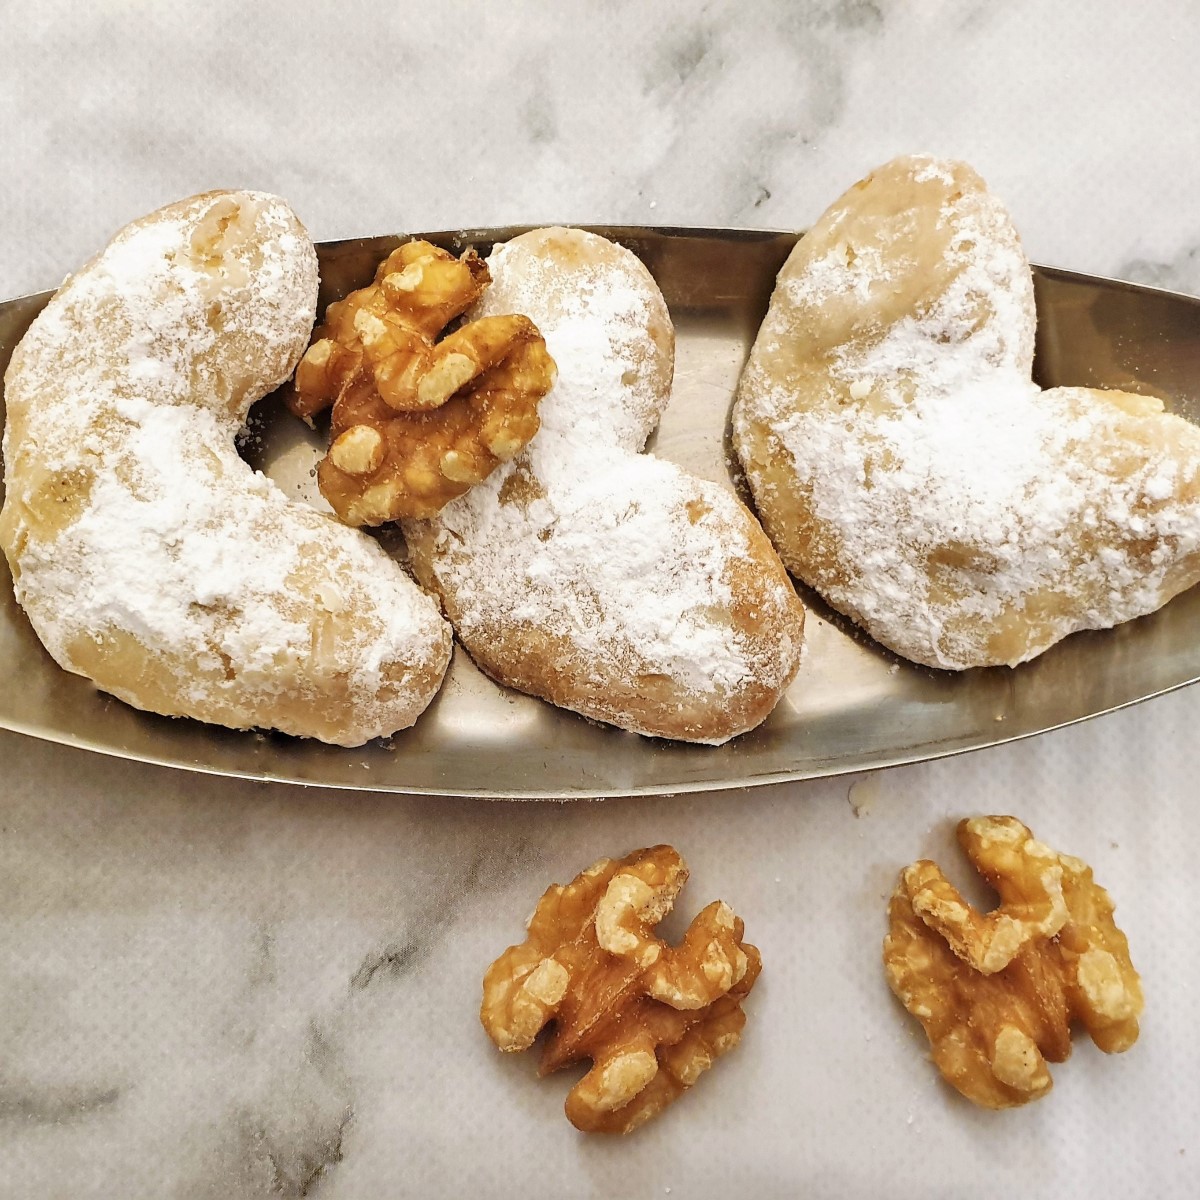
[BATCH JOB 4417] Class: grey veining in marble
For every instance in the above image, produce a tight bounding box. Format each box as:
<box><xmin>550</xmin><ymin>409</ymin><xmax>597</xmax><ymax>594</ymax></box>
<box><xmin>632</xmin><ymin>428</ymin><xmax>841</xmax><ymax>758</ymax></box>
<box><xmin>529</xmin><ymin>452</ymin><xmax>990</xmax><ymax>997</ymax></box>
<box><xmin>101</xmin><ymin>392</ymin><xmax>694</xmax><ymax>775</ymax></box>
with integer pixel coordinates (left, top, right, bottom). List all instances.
<box><xmin>3</xmin><ymin>690</ymin><xmax>1199</xmax><ymax>1197</ymax></box>
<box><xmin>2</xmin><ymin>1</ymin><xmax>1200</xmax><ymax>1196</ymax></box>
<box><xmin>4</xmin><ymin>1</ymin><xmax>1200</xmax><ymax>299</ymax></box>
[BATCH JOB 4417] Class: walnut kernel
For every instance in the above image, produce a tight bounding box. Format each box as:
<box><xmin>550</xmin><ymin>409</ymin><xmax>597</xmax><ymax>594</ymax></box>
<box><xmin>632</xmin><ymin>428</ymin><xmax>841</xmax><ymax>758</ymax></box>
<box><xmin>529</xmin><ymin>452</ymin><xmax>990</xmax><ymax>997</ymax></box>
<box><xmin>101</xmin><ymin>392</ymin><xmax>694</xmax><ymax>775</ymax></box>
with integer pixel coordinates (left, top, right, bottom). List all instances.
<box><xmin>290</xmin><ymin>240</ymin><xmax>556</xmax><ymax>524</ymax></box>
<box><xmin>883</xmin><ymin>815</ymin><xmax>1143</xmax><ymax>1109</ymax></box>
<box><xmin>481</xmin><ymin>846</ymin><xmax>760</xmax><ymax>1133</ymax></box>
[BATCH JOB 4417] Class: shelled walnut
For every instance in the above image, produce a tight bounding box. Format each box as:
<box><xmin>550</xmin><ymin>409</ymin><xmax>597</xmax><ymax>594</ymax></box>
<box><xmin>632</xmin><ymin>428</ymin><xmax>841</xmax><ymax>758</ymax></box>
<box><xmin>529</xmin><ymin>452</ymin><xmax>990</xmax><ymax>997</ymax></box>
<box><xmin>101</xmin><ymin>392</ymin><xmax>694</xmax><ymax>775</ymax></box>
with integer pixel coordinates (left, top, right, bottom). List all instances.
<box><xmin>884</xmin><ymin>816</ymin><xmax>1143</xmax><ymax>1109</ymax></box>
<box><xmin>481</xmin><ymin>846</ymin><xmax>761</xmax><ymax>1133</ymax></box>
<box><xmin>289</xmin><ymin>240</ymin><xmax>556</xmax><ymax>524</ymax></box>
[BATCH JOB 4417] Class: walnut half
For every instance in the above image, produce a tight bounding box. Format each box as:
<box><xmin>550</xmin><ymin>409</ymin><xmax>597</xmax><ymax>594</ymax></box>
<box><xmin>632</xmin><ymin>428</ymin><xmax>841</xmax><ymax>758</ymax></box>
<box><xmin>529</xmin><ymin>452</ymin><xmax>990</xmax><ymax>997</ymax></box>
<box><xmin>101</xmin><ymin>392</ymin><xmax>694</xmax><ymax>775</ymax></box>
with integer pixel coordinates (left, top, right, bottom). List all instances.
<box><xmin>481</xmin><ymin>846</ymin><xmax>761</xmax><ymax>1134</ymax></box>
<box><xmin>883</xmin><ymin>816</ymin><xmax>1143</xmax><ymax>1109</ymax></box>
<box><xmin>289</xmin><ymin>240</ymin><xmax>556</xmax><ymax>524</ymax></box>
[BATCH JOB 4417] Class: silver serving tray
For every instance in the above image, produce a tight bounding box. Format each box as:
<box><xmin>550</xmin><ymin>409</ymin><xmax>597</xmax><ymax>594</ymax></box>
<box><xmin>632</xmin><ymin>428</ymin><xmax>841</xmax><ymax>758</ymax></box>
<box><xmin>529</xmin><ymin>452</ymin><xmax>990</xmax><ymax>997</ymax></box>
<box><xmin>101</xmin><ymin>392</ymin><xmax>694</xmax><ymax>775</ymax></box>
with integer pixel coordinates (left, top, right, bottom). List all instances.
<box><xmin>2</xmin><ymin>226</ymin><xmax>1199</xmax><ymax>797</ymax></box>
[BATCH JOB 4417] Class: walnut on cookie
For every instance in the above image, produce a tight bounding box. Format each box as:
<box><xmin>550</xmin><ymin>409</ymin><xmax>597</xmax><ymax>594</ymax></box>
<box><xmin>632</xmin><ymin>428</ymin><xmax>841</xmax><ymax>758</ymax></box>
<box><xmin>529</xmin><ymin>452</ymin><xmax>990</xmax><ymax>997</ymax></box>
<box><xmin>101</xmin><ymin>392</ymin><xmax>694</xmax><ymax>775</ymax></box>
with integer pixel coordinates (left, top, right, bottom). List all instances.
<box><xmin>290</xmin><ymin>240</ymin><xmax>556</xmax><ymax>523</ymax></box>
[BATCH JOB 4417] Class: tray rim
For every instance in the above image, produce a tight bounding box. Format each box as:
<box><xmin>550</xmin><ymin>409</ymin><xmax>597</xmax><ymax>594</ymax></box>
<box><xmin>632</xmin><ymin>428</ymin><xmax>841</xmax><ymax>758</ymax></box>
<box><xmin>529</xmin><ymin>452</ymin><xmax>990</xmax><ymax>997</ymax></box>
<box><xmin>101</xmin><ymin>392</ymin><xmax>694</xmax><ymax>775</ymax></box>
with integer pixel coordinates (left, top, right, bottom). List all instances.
<box><xmin>0</xmin><ymin>670</ymin><xmax>1194</xmax><ymax>800</ymax></box>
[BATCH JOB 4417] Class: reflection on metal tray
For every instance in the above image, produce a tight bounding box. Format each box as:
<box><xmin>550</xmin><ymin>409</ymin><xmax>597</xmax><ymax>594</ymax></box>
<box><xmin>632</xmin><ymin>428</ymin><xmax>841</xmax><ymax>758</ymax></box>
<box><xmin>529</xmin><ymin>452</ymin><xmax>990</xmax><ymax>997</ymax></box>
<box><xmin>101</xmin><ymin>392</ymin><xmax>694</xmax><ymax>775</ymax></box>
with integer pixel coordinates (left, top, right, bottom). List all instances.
<box><xmin>1</xmin><ymin>226</ymin><xmax>1198</xmax><ymax>797</ymax></box>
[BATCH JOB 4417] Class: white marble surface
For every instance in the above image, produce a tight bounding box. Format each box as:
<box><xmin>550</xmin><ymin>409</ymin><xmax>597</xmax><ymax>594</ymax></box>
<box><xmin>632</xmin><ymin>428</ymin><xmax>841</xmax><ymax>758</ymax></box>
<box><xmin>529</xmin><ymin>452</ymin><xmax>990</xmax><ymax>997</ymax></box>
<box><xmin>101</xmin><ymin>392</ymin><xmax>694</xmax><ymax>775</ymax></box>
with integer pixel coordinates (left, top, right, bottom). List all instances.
<box><xmin>2</xmin><ymin>1</ymin><xmax>1200</xmax><ymax>1196</ymax></box>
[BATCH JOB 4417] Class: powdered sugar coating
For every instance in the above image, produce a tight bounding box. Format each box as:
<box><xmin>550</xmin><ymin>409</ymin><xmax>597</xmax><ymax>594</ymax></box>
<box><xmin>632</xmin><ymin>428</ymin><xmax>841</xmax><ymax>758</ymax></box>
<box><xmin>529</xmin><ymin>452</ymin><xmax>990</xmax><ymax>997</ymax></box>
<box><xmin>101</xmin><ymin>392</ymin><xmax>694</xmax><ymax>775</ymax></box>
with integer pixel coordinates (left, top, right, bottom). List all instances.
<box><xmin>475</xmin><ymin>233</ymin><xmax>669</xmax><ymax>455</ymax></box>
<box><xmin>405</xmin><ymin>228</ymin><xmax>804</xmax><ymax>742</ymax></box>
<box><xmin>734</xmin><ymin>155</ymin><xmax>1200</xmax><ymax>669</ymax></box>
<box><xmin>1</xmin><ymin>191</ymin><xmax>451</xmax><ymax>744</ymax></box>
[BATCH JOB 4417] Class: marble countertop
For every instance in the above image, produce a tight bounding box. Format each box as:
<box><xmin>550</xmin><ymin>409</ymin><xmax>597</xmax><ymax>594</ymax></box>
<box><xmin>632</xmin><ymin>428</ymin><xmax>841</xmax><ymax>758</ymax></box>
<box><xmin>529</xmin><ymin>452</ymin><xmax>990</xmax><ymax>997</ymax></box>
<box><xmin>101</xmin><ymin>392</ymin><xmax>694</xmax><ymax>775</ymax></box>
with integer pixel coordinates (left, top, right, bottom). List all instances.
<box><xmin>3</xmin><ymin>2</ymin><xmax>1199</xmax><ymax>1196</ymax></box>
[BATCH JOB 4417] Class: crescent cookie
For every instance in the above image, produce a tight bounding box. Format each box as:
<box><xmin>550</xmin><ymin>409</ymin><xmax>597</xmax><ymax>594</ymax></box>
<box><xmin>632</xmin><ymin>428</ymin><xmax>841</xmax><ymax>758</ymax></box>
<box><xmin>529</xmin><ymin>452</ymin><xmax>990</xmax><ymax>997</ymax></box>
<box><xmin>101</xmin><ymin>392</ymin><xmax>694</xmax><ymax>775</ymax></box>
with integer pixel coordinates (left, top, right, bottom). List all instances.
<box><xmin>733</xmin><ymin>155</ymin><xmax>1200</xmax><ymax>669</ymax></box>
<box><xmin>404</xmin><ymin>228</ymin><xmax>805</xmax><ymax>744</ymax></box>
<box><xmin>0</xmin><ymin>191</ymin><xmax>452</xmax><ymax>746</ymax></box>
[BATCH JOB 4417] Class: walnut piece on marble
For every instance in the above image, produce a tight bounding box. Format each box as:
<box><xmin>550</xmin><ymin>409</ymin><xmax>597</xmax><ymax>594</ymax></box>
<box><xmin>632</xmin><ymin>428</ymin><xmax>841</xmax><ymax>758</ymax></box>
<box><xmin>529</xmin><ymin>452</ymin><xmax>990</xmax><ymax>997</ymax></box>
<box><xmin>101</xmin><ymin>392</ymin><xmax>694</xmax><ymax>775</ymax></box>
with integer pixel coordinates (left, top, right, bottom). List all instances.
<box><xmin>883</xmin><ymin>815</ymin><xmax>1143</xmax><ymax>1109</ymax></box>
<box><xmin>481</xmin><ymin>845</ymin><xmax>760</xmax><ymax>1133</ymax></box>
<box><xmin>289</xmin><ymin>240</ymin><xmax>556</xmax><ymax>524</ymax></box>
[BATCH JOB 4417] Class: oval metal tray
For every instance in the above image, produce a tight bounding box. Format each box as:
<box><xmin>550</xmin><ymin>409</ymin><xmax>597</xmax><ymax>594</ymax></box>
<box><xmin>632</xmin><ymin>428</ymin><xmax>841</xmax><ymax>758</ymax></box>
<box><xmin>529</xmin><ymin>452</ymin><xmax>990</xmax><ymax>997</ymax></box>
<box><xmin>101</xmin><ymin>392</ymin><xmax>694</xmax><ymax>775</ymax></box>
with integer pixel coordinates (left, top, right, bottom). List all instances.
<box><xmin>2</xmin><ymin>226</ymin><xmax>1198</xmax><ymax>797</ymax></box>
